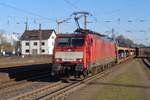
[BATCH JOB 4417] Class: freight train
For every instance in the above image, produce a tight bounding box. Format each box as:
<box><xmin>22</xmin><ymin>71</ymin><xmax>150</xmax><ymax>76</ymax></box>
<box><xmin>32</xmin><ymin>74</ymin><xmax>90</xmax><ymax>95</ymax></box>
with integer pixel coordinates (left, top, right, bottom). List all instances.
<box><xmin>51</xmin><ymin>29</ymin><xmax>135</xmax><ymax>79</ymax></box>
<box><xmin>136</xmin><ymin>47</ymin><xmax>150</xmax><ymax>58</ymax></box>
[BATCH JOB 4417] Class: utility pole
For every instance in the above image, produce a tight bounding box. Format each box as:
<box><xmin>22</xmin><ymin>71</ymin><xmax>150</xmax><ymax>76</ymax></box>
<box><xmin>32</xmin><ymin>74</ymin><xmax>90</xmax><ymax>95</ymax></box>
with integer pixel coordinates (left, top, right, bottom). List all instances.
<box><xmin>112</xmin><ymin>28</ymin><xmax>115</xmax><ymax>40</ymax></box>
<box><xmin>56</xmin><ymin>19</ymin><xmax>61</xmax><ymax>34</ymax></box>
<box><xmin>84</xmin><ymin>14</ymin><xmax>87</xmax><ymax>29</ymax></box>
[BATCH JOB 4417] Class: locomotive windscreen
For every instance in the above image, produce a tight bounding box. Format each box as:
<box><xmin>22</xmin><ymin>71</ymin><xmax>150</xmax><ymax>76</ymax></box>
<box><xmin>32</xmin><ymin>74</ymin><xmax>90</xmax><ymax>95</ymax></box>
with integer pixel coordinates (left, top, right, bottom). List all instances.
<box><xmin>57</xmin><ymin>37</ymin><xmax>84</xmax><ymax>46</ymax></box>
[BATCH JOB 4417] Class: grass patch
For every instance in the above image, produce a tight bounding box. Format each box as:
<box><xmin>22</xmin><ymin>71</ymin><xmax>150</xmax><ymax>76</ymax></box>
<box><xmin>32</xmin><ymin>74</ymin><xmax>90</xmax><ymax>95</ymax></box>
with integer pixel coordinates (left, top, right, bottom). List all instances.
<box><xmin>89</xmin><ymin>64</ymin><xmax>150</xmax><ymax>100</ymax></box>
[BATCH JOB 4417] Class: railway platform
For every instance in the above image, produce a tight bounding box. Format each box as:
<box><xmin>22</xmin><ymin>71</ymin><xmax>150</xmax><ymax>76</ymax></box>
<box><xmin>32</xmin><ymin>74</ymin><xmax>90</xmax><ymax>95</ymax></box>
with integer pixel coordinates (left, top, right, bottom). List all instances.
<box><xmin>0</xmin><ymin>55</ymin><xmax>52</xmax><ymax>68</ymax></box>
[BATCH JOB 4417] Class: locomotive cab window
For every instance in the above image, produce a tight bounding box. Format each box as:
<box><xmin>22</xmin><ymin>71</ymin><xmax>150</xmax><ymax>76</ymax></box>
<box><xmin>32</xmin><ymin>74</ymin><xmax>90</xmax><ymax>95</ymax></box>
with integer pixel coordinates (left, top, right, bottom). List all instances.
<box><xmin>57</xmin><ymin>38</ymin><xmax>70</xmax><ymax>46</ymax></box>
<box><xmin>71</xmin><ymin>38</ymin><xmax>84</xmax><ymax>46</ymax></box>
<box><xmin>57</xmin><ymin>37</ymin><xmax>84</xmax><ymax>46</ymax></box>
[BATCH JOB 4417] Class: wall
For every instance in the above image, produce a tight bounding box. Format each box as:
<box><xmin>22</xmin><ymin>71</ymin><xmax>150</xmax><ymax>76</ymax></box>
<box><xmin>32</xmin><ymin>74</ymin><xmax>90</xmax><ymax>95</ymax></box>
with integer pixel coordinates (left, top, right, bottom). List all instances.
<box><xmin>21</xmin><ymin>40</ymin><xmax>48</xmax><ymax>55</ymax></box>
<box><xmin>47</xmin><ymin>32</ymin><xmax>56</xmax><ymax>55</ymax></box>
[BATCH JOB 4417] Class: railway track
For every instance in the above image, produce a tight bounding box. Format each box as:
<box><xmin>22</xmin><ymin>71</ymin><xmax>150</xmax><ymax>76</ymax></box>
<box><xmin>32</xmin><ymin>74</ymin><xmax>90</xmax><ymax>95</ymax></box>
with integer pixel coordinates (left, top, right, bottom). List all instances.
<box><xmin>39</xmin><ymin>68</ymin><xmax>114</xmax><ymax>100</ymax></box>
<box><xmin>0</xmin><ymin>70</ymin><xmax>52</xmax><ymax>99</ymax></box>
<box><xmin>143</xmin><ymin>58</ymin><xmax>150</xmax><ymax>68</ymax></box>
<box><xmin>9</xmin><ymin>61</ymin><xmax>125</xmax><ymax>100</ymax></box>
<box><xmin>0</xmin><ymin>70</ymin><xmax>51</xmax><ymax>90</ymax></box>
<box><xmin>9</xmin><ymin>81</ymin><xmax>65</xmax><ymax>100</ymax></box>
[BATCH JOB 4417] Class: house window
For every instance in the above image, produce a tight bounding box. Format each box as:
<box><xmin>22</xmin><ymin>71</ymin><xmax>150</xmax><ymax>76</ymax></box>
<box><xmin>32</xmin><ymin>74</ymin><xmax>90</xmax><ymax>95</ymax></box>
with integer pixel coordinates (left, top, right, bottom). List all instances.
<box><xmin>41</xmin><ymin>42</ymin><xmax>45</xmax><ymax>46</ymax></box>
<box><xmin>34</xmin><ymin>42</ymin><xmax>38</xmax><ymax>46</ymax></box>
<box><xmin>42</xmin><ymin>49</ymin><xmax>45</xmax><ymax>53</ymax></box>
<box><xmin>25</xmin><ymin>42</ymin><xmax>29</xmax><ymax>46</ymax></box>
<box><xmin>26</xmin><ymin>49</ymin><xmax>29</xmax><ymax>53</ymax></box>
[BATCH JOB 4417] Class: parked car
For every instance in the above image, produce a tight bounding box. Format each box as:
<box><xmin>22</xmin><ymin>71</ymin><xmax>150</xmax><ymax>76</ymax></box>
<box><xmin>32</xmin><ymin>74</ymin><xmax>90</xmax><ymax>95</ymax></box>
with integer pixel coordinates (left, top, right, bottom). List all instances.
<box><xmin>2</xmin><ymin>52</ymin><xmax>14</xmax><ymax>57</ymax></box>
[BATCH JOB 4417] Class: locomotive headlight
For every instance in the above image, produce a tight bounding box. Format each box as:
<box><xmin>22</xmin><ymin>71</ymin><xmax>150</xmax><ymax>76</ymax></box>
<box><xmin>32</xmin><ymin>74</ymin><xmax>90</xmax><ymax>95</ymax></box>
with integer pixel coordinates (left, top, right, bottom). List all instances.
<box><xmin>76</xmin><ymin>58</ymin><xmax>82</xmax><ymax>62</ymax></box>
<box><xmin>56</xmin><ymin>58</ymin><xmax>61</xmax><ymax>62</ymax></box>
<box><xmin>56</xmin><ymin>59</ymin><xmax>59</xmax><ymax>62</ymax></box>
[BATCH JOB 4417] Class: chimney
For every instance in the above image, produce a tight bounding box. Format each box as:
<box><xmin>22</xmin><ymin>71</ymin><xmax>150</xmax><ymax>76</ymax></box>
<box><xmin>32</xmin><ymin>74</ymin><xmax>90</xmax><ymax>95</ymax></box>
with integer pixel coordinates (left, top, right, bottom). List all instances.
<box><xmin>25</xmin><ymin>17</ymin><xmax>28</xmax><ymax>31</ymax></box>
<box><xmin>39</xmin><ymin>24</ymin><xmax>41</xmax><ymax>30</ymax></box>
<box><xmin>25</xmin><ymin>22</ymin><xmax>28</xmax><ymax>31</ymax></box>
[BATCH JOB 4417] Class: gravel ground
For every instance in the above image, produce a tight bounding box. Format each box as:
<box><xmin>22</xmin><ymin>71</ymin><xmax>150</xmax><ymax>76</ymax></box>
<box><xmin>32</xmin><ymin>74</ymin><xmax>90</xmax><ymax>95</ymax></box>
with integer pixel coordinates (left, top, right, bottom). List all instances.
<box><xmin>0</xmin><ymin>81</ymin><xmax>50</xmax><ymax>100</ymax></box>
<box><xmin>66</xmin><ymin>59</ymin><xmax>150</xmax><ymax>100</ymax></box>
<box><xmin>0</xmin><ymin>73</ymin><xmax>10</xmax><ymax>82</ymax></box>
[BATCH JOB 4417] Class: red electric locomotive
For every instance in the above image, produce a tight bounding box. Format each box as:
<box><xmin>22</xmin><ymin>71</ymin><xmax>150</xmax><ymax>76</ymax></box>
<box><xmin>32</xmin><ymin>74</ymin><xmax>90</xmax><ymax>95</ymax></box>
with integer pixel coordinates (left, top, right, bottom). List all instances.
<box><xmin>51</xmin><ymin>29</ymin><xmax>117</xmax><ymax>78</ymax></box>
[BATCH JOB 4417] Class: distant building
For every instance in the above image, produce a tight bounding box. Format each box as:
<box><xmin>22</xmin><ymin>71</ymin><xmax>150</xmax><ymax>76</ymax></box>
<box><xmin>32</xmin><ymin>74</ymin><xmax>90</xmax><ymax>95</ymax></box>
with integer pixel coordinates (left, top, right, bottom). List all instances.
<box><xmin>20</xmin><ymin>29</ymin><xmax>56</xmax><ymax>55</ymax></box>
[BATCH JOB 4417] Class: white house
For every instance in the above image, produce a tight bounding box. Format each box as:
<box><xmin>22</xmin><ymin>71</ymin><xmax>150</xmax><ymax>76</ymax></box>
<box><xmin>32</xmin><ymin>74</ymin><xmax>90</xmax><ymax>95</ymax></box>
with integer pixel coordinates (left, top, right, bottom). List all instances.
<box><xmin>20</xmin><ymin>29</ymin><xmax>56</xmax><ymax>55</ymax></box>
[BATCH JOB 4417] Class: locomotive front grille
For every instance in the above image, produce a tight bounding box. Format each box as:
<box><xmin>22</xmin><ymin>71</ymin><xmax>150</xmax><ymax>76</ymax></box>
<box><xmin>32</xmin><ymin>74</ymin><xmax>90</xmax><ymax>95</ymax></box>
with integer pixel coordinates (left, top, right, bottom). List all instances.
<box><xmin>55</xmin><ymin>52</ymin><xmax>83</xmax><ymax>61</ymax></box>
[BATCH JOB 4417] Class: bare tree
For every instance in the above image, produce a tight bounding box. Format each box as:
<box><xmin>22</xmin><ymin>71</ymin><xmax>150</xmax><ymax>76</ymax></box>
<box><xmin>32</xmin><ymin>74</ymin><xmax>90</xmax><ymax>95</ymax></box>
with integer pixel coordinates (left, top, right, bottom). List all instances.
<box><xmin>0</xmin><ymin>30</ymin><xmax>12</xmax><ymax>52</ymax></box>
<box><xmin>116</xmin><ymin>35</ymin><xmax>135</xmax><ymax>47</ymax></box>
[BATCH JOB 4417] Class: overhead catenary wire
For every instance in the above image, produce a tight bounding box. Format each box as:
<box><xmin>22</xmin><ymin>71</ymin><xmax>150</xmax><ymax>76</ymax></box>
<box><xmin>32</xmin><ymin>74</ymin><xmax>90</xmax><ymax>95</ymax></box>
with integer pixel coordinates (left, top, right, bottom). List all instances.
<box><xmin>0</xmin><ymin>2</ymin><xmax>149</xmax><ymax>39</ymax></box>
<box><xmin>0</xmin><ymin>2</ymin><xmax>55</xmax><ymax>22</ymax></box>
<box><xmin>62</xmin><ymin>0</ymin><xmax>110</xmax><ymax>31</ymax></box>
<box><xmin>63</xmin><ymin>0</ymin><xmax>81</xmax><ymax>11</ymax></box>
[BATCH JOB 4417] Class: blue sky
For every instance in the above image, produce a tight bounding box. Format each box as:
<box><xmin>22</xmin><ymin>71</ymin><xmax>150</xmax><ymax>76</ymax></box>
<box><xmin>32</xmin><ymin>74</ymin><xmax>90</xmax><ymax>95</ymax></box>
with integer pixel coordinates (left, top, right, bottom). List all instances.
<box><xmin>0</xmin><ymin>0</ymin><xmax>150</xmax><ymax>45</ymax></box>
